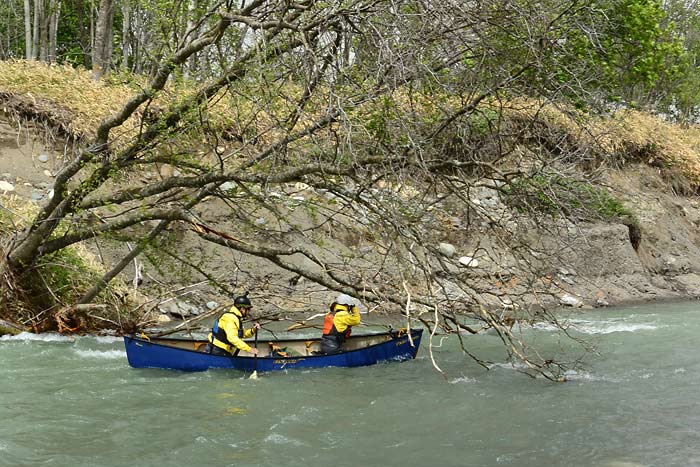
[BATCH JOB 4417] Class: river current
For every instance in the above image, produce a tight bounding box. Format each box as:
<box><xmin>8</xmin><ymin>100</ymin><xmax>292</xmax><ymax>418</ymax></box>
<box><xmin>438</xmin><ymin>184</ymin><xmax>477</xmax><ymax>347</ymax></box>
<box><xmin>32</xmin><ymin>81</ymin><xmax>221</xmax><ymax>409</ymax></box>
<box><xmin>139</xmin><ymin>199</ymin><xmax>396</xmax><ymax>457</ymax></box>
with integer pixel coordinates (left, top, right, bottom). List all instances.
<box><xmin>2</xmin><ymin>301</ymin><xmax>700</xmax><ymax>467</ymax></box>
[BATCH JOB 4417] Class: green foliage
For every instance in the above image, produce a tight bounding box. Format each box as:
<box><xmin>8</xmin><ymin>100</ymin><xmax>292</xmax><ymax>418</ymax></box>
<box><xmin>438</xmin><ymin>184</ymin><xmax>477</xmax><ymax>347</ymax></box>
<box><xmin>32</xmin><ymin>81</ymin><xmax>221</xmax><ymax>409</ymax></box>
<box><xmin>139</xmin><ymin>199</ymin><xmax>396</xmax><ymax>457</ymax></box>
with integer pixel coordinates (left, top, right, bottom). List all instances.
<box><xmin>0</xmin><ymin>207</ymin><xmax>14</xmax><ymax>235</ymax></box>
<box><xmin>34</xmin><ymin>247</ymin><xmax>104</xmax><ymax>305</ymax></box>
<box><xmin>659</xmin><ymin>0</ymin><xmax>700</xmax><ymax>122</ymax></box>
<box><xmin>560</xmin><ymin>0</ymin><xmax>685</xmax><ymax>108</ymax></box>
<box><xmin>365</xmin><ymin>96</ymin><xmax>400</xmax><ymax>144</ymax></box>
<box><xmin>0</xmin><ymin>0</ymin><xmax>24</xmax><ymax>59</ymax></box>
<box><xmin>467</xmin><ymin>108</ymin><xmax>500</xmax><ymax>139</ymax></box>
<box><xmin>504</xmin><ymin>174</ymin><xmax>634</xmax><ymax>222</ymax></box>
<box><xmin>605</xmin><ymin>0</ymin><xmax>683</xmax><ymax>90</ymax></box>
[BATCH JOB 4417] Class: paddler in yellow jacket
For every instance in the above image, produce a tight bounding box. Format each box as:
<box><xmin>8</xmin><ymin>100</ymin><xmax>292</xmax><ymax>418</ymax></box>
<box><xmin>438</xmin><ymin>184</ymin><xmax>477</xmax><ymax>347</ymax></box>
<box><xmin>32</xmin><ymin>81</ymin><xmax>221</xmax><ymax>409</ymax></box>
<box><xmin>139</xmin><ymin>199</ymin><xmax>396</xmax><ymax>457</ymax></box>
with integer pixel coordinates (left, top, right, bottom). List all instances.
<box><xmin>319</xmin><ymin>293</ymin><xmax>361</xmax><ymax>354</ymax></box>
<box><xmin>207</xmin><ymin>293</ymin><xmax>260</xmax><ymax>356</ymax></box>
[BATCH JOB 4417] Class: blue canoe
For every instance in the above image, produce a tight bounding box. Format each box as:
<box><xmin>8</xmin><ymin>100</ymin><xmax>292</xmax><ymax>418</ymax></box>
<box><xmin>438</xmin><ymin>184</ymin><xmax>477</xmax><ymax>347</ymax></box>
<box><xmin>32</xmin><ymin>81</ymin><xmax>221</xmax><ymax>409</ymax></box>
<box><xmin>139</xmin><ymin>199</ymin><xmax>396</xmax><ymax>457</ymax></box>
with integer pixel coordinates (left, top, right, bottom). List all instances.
<box><xmin>123</xmin><ymin>328</ymin><xmax>423</xmax><ymax>372</ymax></box>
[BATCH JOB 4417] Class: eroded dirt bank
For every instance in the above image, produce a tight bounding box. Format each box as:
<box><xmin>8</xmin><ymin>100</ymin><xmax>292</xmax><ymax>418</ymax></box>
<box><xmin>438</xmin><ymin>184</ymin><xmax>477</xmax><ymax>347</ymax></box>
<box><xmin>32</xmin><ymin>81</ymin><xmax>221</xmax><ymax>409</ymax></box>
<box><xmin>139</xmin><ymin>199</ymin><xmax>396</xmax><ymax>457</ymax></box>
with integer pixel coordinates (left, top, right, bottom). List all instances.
<box><xmin>2</xmin><ymin>116</ymin><xmax>700</xmax><ymax>333</ymax></box>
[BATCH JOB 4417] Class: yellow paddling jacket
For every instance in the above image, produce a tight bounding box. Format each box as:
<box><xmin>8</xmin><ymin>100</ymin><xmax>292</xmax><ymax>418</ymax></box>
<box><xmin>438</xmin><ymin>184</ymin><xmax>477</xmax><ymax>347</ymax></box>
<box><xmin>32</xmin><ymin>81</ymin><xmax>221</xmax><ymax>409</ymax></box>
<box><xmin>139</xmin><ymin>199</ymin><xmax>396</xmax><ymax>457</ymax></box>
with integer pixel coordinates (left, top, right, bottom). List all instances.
<box><xmin>208</xmin><ymin>306</ymin><xmax>255</xmax><ymax>354</ymax></box>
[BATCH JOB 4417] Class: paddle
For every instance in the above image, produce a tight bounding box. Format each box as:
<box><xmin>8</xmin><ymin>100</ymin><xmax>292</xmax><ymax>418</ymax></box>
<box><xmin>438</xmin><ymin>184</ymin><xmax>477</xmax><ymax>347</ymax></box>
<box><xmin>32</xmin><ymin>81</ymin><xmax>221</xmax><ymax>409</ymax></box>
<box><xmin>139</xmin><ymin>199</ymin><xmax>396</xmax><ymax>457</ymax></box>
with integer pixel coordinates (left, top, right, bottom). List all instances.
<box><xmin>249</xmin><ymin>328</ymin><xmax>259</xmax><ymax>380</ymax></box>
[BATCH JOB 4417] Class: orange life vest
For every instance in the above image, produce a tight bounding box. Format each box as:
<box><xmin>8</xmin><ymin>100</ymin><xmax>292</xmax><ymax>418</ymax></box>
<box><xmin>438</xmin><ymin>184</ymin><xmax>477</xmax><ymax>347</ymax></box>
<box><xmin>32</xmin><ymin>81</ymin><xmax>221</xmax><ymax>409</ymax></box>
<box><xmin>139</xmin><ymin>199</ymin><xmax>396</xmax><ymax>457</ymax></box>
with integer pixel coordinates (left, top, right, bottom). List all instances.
<box><xmin>322</xmin><ymin>307</ymin><xmax>352</xmax><ymax>339</ymax></box>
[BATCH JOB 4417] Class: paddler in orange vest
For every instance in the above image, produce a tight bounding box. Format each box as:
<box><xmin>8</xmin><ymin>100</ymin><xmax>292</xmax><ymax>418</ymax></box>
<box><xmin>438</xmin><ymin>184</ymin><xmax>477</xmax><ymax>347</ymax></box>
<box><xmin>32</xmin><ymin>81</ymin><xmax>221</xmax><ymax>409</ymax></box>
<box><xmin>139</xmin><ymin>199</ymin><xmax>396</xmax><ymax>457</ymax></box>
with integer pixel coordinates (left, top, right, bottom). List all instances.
<box><xmin>319</xmin><ymin>293</ymin><xmax>361</xmax><ymax>354</ymax></box>
<box><xmin>207</xmin><ymin>293</ymin><xmax>260</xmax><ymax>356</ymax></box>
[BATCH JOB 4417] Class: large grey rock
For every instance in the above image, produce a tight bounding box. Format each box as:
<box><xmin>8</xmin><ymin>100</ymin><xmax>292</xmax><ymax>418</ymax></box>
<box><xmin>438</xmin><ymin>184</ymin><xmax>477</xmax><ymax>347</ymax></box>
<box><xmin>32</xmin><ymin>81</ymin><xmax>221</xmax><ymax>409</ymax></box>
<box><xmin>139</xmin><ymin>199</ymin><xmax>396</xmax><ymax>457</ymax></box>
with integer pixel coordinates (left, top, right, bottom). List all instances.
<box><xmin>439</xmin><ymin>242</ymin><xmax>456</xmax><ymax>258</ymax></box>
<box><xmin>560</xmin><ymin>294</ymin><xmax>583</xmax><ymax>307</ymax></box>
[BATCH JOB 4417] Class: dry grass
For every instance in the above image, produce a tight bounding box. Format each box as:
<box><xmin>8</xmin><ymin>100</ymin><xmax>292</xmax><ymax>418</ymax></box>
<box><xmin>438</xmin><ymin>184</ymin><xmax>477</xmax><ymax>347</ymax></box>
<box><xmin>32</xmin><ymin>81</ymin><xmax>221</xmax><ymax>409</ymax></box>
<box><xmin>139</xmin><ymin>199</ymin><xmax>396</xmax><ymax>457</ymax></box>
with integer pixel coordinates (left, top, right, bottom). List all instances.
<box><xmin>0</xmin><ymin>60</ymin><xmax>299</xmax><ymax>148</ymax></box>
<box><xmin>0</xmin><ymin>193</ymin><xmax>39</xmax><ymax>235</ymax></box>
<box><xmin>503</xmin><ymin>99</ymin><xmax>700</xmax><ymax>187</ymax></box>
<box><xmin>2</xmin><ymin>60</ymin><xmax>700</xmax><ymax>186</ymax></box>
<box><xmin>0</xmin><ymin>60</ymin><xmax>142</xmax><ymax>139</ymax></box>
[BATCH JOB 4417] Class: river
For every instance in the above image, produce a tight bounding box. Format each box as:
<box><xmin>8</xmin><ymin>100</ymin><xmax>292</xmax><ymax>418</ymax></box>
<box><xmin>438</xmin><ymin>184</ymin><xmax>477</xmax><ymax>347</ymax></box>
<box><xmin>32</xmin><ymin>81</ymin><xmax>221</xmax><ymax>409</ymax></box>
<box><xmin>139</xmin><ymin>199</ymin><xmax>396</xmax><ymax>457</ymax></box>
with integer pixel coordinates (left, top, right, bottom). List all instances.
<box><xmin>2</xmin><ymin>301</ymin><xmax>700</xmax><ymax>467</ymax></box>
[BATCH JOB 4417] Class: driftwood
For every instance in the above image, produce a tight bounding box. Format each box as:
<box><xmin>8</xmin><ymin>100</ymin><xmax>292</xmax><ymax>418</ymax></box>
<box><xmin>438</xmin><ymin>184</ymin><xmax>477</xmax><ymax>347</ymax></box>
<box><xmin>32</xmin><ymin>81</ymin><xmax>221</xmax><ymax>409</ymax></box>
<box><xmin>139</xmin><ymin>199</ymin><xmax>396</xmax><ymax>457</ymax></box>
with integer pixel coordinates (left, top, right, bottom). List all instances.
<box><xmin>0</xmin><ymin>317</ymin><xmax>27</xmax><ymax>335</ymax></box>
<box><xmin>54</xmin><ymin>304</ymin><xmax>108</xmax><ymax>333</ymax></box>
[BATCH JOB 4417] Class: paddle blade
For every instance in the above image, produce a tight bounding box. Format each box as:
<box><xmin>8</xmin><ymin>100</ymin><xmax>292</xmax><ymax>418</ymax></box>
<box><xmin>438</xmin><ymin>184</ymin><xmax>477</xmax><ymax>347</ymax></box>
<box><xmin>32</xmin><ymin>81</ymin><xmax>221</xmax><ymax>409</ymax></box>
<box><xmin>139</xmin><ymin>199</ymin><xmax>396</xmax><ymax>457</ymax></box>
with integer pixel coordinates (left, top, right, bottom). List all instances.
<box><xmin>249</xmin><ymin>370</ymin><xmax>258</xmax><ymax>380</ymax></box>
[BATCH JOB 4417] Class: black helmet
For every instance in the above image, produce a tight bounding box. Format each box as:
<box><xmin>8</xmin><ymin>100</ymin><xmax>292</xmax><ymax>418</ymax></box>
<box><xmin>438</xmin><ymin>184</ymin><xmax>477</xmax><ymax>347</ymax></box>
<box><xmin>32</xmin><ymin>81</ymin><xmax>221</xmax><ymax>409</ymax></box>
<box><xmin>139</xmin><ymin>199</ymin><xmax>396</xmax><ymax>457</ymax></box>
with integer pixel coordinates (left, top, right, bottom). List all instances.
<box><xmin>234</xmin><ymin>293</ymin><xmax>252</xmax><ymax>309</ymax></box>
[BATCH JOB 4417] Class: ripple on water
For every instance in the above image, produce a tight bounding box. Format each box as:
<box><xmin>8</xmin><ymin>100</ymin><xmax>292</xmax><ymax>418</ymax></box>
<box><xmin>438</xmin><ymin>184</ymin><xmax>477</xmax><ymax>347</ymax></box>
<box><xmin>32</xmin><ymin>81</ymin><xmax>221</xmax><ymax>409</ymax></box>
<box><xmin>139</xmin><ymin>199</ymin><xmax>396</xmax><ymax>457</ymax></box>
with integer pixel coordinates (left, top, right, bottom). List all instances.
<box><xmin>264</xmin><ymin>433</ymin><xmax>307</xmax><ymax>447</ymax></box>
<box><xmin>570</xmin><ymin>321</ymin><xmax>660</xmax><ymax>334</ymax></box>
<box><xmin>562</xmin><ymin>369</ymin><xmax>613</xmax><ymax>383</ymax></box>
<box><xmin>73</xmin><ymin>349</ymin><xmax>126</xmax><ymax>359</ymax></box>
<box><xmin>450</xmin><ymin>375</ymin><xmax>477</xmax><ymax>384</ymax></box>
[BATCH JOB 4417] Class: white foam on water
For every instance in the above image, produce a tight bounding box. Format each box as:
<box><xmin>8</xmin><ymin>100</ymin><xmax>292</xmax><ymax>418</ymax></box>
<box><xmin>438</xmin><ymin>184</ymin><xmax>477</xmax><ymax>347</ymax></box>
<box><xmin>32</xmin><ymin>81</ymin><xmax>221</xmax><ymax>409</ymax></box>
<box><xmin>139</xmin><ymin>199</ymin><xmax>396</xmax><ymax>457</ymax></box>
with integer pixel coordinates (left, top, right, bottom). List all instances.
<box><xmin>263</xmin><ymin>433</ymin><xmax>307</xmax><ymax>447</ymax></box>
<box><xmin>94</xmin><ymin>335</ymin><xmax>123</xmax><ymax>344</ymax></box>
<box><xmin>384</xmin><ymin>440</ymin><xmax>407</xmax><ymax>448</ymax></box>
<box><xmin>562</xmin><ymin>369</ymin><xmax>610</xmax><ymax>382</ymax></box>
<box><xmin>450</xmin><ymin>375</ymin><xmax>477</xmax><ymax>384</ymax></box>
<box><xmin>488</xmin><ymin>361</ymin><xmax>530</xmax><ymax>371</ymax></box>
<box><xmin>0</xmin><ymin>332</ymin><xmax>74</xmax><ymax>342</ymax></box>
<box><xmin>486</xmin><ymin>363</ymin><xmax>611</xmax><ymax>382</ymax></box>
<box><xmin>277</xmin><ymin>406</ymin><xmax>318</xmax><ymax>425</ymax></box>
<box><xmin>569</xmin><ymin>321</ymin><xmax>659</xmax><ymax>334</ymax></box>
<box><xmin>530</xmin><ymin>322</ymin><xmax>560</xmax><ymax>331</ymax></box>
<box><xmin>527</xmin><ymin>318</ymin><xmax>661</xmax><ymax>335</ymax></box>
<box><xmin>73</xmin><ymin>349</ymin><xmax>126</xmax><ymax>359</ymax></box>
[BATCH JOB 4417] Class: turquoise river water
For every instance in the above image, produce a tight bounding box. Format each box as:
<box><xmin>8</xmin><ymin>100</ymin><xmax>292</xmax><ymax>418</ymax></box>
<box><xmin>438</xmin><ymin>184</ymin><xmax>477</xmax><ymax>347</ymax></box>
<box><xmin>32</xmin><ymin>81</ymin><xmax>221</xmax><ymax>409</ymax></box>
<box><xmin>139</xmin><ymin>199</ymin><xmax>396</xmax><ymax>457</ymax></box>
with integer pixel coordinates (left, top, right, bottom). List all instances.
<box><xmin>2</xmin><ymin>301</ymin><xmax>700</xmax><ymax>467</ymax></box>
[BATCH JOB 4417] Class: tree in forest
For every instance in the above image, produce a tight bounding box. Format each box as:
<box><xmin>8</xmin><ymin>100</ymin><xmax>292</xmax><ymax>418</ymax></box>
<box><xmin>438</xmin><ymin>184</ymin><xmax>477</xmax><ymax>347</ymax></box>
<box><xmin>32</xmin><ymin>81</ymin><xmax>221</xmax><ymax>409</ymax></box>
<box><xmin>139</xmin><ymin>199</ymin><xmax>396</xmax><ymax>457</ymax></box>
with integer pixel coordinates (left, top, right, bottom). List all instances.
<box><xmin>0</xmin><ymin>0</ymin><xmax>676</xmax><ymax>379</ymax></box>
<box><xmin>2</xmin><ymin>0</ymin><xmax>696</xmax><ymax>116</ymax></box>
<box><xmin>92</xmin><ymin>0</ymin><xmax>114</xmax><ymax>78</ymax></box>
<box><xmin>661</xmin><ymin>0</ymin><xmax>700</xmax><ymax>122</ymax></box>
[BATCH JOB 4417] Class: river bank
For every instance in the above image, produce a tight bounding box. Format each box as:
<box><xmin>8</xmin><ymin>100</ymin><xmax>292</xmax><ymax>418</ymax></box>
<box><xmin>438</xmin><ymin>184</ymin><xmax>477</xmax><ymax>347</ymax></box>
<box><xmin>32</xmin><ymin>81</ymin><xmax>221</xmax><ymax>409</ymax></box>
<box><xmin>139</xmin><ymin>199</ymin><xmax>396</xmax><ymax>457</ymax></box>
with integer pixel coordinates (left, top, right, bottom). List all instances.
<box><xmin>3</xmin><ymin>86</ymin><xmax>700</xmax><ymax>336</ymax></box>
<box><xmin>3</xmin><ymin>109</ymin><xmax>700</xmax><ymax>334</ymax></box>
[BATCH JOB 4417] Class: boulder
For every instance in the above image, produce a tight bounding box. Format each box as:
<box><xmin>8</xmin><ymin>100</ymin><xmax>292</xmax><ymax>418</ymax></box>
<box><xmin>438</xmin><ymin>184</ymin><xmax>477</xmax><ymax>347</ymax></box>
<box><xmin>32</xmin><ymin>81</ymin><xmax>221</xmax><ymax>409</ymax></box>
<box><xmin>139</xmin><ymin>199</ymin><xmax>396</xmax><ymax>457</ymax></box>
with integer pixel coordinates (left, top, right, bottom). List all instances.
<box><xmin>439</xmin><ymin>242</ymin><xmax>456</xmax><ymax>258</ymax></box>
<box><xmin>560</xmin><ymin>294</ymin><xmax>583</xmax><ymax>307</ymax></box>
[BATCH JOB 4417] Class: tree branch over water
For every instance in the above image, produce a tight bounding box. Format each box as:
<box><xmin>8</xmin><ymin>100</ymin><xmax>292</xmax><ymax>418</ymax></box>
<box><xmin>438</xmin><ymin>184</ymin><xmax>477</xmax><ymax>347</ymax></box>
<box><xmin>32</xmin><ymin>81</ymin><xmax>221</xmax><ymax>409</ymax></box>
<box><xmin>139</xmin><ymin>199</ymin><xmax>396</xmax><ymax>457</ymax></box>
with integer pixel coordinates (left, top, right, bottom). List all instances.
<box><xmin>0</xmin><ymin>0</ymin><xmax>646</xmax><ymax>380</ymax></box>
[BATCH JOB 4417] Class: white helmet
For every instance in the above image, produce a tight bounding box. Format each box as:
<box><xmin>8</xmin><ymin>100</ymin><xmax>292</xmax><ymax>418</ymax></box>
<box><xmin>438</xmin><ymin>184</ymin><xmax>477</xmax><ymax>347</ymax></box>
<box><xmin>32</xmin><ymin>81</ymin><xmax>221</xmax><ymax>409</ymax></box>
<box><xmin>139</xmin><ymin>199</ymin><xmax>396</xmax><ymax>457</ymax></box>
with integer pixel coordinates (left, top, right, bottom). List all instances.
<box><xmin>335</xmin><ymin>293</ymin><xmax>357</xmax><ymax>307</ymax></box>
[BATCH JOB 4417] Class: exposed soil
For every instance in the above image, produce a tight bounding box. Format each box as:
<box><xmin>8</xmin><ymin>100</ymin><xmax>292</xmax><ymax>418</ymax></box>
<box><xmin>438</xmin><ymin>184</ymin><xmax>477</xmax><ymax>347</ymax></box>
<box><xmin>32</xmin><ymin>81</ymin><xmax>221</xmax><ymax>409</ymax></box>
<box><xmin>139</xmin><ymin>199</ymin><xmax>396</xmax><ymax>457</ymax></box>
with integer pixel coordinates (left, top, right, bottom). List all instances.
<box><xmin>2</xmin><ymin>114</ymin><xmax>700</xmax><ymax>335</ymax></box>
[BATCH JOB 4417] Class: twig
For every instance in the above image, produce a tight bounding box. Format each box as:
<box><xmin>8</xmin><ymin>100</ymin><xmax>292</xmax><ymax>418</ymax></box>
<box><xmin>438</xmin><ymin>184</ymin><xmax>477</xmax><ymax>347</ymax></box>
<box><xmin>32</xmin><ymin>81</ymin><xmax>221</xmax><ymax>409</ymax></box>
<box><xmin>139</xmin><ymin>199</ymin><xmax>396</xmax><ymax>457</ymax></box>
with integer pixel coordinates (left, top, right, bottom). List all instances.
<box><xmin>428</xmin><ymin>304</ymin><xmax>445</xmax><ymax>377</ymax></box>
<box><xmin>402</xmin><ymin>280</ymin><xmax>414</xmax><ymax>347</ymax></box>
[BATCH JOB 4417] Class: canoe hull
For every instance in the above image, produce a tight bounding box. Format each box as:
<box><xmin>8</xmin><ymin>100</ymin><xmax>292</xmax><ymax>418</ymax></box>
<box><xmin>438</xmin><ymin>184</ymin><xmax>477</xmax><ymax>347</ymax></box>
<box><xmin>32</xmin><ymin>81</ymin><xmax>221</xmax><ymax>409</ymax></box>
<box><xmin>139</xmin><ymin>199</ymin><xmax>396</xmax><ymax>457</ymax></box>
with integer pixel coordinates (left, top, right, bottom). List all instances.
<box><xmin>124</xmin><ymin>329</ymin><xmax>422</xmax><ymax>372</ymax></box>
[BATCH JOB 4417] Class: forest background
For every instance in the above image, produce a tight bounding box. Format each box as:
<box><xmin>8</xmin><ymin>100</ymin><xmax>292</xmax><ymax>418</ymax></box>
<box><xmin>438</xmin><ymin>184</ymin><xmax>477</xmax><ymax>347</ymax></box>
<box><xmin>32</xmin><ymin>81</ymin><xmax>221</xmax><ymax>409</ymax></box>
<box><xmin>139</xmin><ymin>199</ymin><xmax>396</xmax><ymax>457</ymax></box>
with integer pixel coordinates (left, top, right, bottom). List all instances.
<box><xmin>1</xmin><ymin>0</ymin><xmax>700</xmax><ymax>380</ymax></box>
